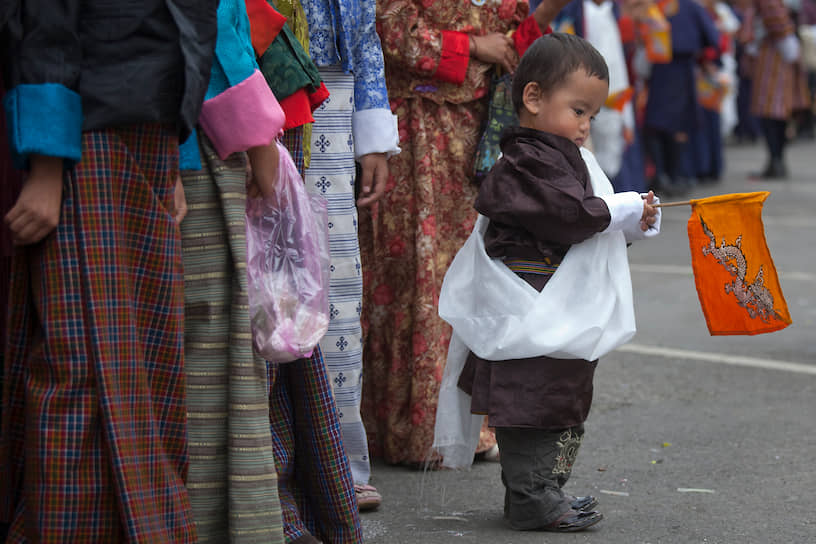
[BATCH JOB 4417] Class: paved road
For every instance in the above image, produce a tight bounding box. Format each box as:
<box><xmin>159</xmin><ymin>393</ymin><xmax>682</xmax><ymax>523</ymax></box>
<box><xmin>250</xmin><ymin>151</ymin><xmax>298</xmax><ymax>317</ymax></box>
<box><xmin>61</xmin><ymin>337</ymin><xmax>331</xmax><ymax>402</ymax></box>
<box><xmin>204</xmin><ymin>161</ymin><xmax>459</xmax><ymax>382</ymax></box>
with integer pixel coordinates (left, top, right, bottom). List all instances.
<box><xmin>359</xmin><ymin>138</ymin><xmax>816</xmax><ymax>544</ymax></box>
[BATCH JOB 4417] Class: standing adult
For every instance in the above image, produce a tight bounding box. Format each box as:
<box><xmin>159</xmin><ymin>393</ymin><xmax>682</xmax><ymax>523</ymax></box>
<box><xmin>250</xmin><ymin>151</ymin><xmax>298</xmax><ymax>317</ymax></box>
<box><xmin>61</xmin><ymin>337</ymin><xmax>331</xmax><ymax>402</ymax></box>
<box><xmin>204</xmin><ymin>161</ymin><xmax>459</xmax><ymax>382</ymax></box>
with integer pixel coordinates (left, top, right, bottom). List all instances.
<box><xmin>741</xmin><ymin>0</ymin><xmax>810</xmax><ymax>178</ymax></box>
<box><xmin>177</xmin><ymin>1</ymin><xmax>290</xmax><ymax>542</ymax></box>
<box><xmin>359</xmin><ymin>0</ymin><xmax>567</xmax><ymax>466</ymax></box>
<box><xmin>642</xmin><ymin>0</ymin><xmax>720</xmax><ymax>196</ymax></box>
<box><xmin>279</xmin><ymin>0</ymin><xmax>400</xmax><ymax>514</ymax></box>
<box><xmin>1</xmin><ymin>0</ymin><xmax>217</xmax><ymax>541</ymax></box>
<box><xmin>551</xmin><ymin>0</ymin><xmax>648</xmax><ymax>192</ymax></box>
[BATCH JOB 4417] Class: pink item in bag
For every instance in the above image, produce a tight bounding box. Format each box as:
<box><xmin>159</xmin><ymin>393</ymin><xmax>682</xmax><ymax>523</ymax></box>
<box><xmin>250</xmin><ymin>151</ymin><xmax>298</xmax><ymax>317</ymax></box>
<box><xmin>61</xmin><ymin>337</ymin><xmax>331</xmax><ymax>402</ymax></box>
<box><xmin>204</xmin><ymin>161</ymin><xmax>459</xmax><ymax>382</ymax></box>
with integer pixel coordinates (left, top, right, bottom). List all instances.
<box><xmin>246</xmin><ymin>141</ymin><xmax>330</xmax><ymax>362</ymax></box>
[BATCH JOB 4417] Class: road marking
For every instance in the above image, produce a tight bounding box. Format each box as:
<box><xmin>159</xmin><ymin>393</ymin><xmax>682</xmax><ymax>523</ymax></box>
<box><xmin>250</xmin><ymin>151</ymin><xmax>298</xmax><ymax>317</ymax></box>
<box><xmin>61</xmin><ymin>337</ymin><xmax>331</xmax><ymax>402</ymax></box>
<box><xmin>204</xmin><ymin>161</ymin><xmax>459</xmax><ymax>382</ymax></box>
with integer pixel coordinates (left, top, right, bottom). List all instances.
<box><xmin>617</xmin><ymin>343</ymin><xmax>816</xmax><ymax>375</ymax></box>
<box><xmin>629</xmin><ymin>264</ymin><xmax>816</xmax><ymax>282</ymax></box>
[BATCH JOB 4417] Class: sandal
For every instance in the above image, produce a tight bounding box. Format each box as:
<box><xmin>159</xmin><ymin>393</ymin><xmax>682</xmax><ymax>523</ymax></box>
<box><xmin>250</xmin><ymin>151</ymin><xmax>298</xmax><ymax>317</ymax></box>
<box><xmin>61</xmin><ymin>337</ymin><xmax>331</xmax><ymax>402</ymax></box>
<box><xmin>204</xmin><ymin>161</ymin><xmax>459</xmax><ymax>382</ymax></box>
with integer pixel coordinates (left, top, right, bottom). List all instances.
<box><xmin>355</xmin><ymin>483</ymin><xmax>382</xmax><ymax>512</ymax></box>
<box><xmin>478</xmin><ymin>444</ymin><xmax>500</xmax><ymax>462</ymax></box>
<box><xmin>542</xmin><ymin>508</ymin><xmax>603</xmax><ymax>532</ymax></box>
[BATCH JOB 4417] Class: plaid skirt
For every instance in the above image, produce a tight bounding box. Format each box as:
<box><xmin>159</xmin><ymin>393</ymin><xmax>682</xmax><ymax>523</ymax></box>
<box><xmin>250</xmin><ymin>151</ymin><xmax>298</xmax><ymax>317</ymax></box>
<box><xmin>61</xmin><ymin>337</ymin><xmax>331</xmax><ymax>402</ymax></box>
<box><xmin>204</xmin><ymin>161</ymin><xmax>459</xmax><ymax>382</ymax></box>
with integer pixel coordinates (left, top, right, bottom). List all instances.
<box><xmin>268</xmin><ymin>351</ymin><xmax>362</xmax><ymax>544</ymax></box>
<box><xmin>0</xmin><ymin>124</ymin><xmax>196</xmax><ymax>543</ymax></box>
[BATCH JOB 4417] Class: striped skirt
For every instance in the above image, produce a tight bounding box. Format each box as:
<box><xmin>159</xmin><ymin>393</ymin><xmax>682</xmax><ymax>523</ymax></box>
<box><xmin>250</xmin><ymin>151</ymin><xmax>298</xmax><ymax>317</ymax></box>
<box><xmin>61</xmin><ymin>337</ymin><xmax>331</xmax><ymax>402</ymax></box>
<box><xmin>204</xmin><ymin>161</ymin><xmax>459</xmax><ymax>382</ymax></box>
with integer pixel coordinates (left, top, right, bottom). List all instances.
<box><xmin>180</xmin><ymin>134</ymin><xmax>284</xmax><ymax>544</ymax></box>
<box><xmin>303</xmin><ymin>66</ymin><xmax>371</xmax><ymax>485</ymax></box>
<box><xmin>1</xmin><ymin>123</ymin><xmax>196</xmax><ymax>543</ymax></box>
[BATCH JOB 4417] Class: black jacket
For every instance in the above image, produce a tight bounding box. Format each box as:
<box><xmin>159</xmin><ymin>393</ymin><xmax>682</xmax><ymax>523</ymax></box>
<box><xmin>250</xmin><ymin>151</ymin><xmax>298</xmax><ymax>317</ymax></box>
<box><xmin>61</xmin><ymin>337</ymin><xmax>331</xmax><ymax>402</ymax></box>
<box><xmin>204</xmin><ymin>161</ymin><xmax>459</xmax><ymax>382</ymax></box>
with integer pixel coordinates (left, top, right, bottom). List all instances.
<box><xmin>2</xmin><ymin>0</ymin><xmax>218</xmax><ymax>140</ymax></box>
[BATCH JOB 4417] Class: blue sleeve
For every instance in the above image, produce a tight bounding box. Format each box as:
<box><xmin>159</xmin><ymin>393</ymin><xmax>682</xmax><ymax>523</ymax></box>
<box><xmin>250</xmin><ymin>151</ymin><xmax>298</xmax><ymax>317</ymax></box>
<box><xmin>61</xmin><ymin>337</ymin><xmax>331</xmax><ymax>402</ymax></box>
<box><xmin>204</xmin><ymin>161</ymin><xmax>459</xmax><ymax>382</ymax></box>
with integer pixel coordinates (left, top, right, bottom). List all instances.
<box><xmin>5</xmin><ymin>0</ymin><xmax>83</xmax><ymax>168</ymax></box>
<box><xmin>4</xmin><ymin>84</ymin><xmax>83</xmax><ymax>170</ymax></box>
<box><xmin>205</xmin><ymin>0</ymin><xmax>262</xmax><ymax>100</ymax></box>
<box><xmin>348</xmin><ymin>0</ymin><xmax>390</xmax><ymax>112</ymax></box>
<box><xmin>179</xmin><ymin>129</ymin><xmax>202</xmax><ymax>171</ymax></box>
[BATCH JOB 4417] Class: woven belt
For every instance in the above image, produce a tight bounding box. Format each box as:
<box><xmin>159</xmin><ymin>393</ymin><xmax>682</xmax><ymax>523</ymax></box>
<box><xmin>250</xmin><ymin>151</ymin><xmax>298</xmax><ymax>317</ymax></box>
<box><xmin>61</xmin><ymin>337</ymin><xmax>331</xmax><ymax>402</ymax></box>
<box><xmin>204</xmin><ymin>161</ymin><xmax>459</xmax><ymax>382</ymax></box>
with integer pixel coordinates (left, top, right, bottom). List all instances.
<box><xmin>503</xmin><ymin>259</ymin><xmax>559</xmax><ymax>275</ymax></box>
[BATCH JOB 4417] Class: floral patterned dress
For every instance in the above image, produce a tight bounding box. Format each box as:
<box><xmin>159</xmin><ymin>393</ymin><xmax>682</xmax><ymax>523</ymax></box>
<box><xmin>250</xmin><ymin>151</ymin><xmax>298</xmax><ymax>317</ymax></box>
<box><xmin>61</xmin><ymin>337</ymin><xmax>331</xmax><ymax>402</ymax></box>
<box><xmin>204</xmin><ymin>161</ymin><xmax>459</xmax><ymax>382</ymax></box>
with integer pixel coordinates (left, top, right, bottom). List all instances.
<box><xmin>359</xmin><ymin>0</ymin><xmax>527</xmax><ymax>465</ymax></box>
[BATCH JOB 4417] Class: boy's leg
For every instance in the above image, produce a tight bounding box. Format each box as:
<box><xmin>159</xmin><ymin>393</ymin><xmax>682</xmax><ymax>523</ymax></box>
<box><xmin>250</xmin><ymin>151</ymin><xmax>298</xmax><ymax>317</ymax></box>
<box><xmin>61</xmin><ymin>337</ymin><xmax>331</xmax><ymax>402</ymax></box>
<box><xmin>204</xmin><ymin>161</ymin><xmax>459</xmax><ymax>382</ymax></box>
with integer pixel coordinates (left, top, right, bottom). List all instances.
<box><xmin>495</xmin><ymin>427</ymin><xmax>576</xmax><ymax>529</ymax></box>
<box><xmin>496</xmin><ymin>425</ymin><xmax>600</xmax><ymax>532</ymax></box>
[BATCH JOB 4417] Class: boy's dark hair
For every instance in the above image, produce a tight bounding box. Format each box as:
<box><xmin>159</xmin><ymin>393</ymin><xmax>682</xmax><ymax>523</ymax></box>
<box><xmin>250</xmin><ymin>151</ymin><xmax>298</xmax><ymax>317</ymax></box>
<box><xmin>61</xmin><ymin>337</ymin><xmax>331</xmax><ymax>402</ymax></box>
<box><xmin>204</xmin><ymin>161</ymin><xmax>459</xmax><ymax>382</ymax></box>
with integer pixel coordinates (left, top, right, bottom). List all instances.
<box><xmin>511</xmin><ymin>33</ymin><xmax>609</xmax><ymax>114</ymax></box>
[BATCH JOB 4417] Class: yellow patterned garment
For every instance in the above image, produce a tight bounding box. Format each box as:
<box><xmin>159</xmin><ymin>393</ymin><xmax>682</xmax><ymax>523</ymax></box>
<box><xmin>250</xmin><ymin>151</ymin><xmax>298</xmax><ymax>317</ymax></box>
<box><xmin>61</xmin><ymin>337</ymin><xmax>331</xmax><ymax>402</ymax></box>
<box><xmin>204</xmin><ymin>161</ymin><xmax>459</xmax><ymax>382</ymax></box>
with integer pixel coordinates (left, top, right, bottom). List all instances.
<box><xmin>274</xmin><ymin>0</ymin><xmax>314</xmax><ymax>167</ymax></box>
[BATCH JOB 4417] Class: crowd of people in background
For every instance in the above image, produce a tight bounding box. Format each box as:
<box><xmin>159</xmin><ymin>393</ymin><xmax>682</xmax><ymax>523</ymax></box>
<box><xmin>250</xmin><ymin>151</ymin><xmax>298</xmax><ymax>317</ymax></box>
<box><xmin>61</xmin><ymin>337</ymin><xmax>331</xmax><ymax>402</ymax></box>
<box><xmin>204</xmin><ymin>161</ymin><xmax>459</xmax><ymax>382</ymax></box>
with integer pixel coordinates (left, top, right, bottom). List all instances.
<box><xmin>0</xmin><ymin>0</ymin><xmax>812</xmax><ymax>541</ymax></box>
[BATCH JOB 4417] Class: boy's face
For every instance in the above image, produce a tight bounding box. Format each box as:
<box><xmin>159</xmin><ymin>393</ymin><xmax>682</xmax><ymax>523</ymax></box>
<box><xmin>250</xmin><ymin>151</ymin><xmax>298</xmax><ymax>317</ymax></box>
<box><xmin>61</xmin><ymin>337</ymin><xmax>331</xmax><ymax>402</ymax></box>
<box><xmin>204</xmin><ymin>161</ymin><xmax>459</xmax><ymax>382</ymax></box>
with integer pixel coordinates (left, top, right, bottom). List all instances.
<box><xmin>520</xmin><ymin>69</ymin><xmax>609</xmax><ymax>148</ymax></box>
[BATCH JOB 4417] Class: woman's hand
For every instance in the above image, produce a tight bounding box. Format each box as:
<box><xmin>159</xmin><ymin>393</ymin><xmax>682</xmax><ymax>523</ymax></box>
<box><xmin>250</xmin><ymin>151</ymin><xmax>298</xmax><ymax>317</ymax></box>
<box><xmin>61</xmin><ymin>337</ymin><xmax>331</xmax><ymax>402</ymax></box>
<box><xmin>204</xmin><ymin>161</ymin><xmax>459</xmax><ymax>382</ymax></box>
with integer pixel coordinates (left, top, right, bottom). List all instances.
<box><xmin>247</xmin><ymin>142</ymin><xmax>280</xmax><ymax>200</ymax></box>
<box><xmin>471</xmin><ymin>33</ymin><xmax>519</xmax><ymax>73</ymax></box>
<box><xmin>5</xmin><ymin>154</ymin><xmax>63</xmax><ymax>245</ymax></box>
<box><xmin>172</xmin><ymin>174</ymin><xmax>188</xmax><ymax>224</ymax></box>
<box><xmin>356</xmin><ymin>152</ymin><xmax>389</xmax><ymax>208</ymax></box>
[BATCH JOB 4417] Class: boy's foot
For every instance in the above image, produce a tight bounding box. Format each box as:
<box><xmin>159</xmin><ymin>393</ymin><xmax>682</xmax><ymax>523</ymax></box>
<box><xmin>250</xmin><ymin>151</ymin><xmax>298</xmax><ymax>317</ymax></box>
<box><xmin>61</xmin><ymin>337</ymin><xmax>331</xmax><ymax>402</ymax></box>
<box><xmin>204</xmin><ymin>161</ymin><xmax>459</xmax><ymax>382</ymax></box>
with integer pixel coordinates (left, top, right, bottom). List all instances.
<box><xmin>542</xmin><ymin>509</ymin><xmax>603</xmax><ymax>532</ymax></box>
<box><xmin>568</xmin><ymin>495</ymin><xmax>599</xmax><ymax>512</ymax></box>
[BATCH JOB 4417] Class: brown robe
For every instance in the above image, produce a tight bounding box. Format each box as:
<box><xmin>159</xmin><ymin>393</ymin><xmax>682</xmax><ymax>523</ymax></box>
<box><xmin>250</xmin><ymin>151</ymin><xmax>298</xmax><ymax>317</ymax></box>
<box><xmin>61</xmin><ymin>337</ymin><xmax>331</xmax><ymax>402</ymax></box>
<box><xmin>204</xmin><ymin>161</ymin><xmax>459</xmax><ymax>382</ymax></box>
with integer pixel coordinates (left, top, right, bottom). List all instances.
<box><xmin>458</xmin><ymin>127</ymin><xmax>613</xmax><ymax>430</ymax></box>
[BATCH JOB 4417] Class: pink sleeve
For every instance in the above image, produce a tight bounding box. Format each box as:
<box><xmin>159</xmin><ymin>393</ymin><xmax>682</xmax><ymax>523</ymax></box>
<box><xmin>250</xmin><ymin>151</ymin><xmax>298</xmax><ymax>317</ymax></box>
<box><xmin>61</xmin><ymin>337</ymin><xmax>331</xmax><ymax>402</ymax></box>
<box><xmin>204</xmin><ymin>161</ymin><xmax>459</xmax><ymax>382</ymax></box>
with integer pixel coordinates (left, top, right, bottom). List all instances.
<box><xmin>199</xmin><ymin>69</ymin><xmax>285</xmax><ymax>159</ymax></box>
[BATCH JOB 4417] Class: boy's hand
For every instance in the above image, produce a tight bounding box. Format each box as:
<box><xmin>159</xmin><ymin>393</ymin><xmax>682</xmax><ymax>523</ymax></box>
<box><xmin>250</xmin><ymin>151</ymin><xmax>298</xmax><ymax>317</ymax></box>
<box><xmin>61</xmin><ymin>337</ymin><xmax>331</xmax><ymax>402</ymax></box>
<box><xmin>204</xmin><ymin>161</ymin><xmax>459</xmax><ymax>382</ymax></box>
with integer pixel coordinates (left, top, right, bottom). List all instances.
<box><xmin>640</xmin><ymin>190</ymin><xmax>658</xmax><ymax>231</ymax></box>
<box><xmin>356</xmin><ymin>152</ymin><xmax>389</xmax><ymax>208</ymax></box>
<box><xmin>5</xmin><ymin>154</ymin><xmax>63</xmax><ymax>245</ymax></box>
<box><xmin>247</xmin><ymin>142</ymin><xmax>280</xmax><ymax>200</ymax></box>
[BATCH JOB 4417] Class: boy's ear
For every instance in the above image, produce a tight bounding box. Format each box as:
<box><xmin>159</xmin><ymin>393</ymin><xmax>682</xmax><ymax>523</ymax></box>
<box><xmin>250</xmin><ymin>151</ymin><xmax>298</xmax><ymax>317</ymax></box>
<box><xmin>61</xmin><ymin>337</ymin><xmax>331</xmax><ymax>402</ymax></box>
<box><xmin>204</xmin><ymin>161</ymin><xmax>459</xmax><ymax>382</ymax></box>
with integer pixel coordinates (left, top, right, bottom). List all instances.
<box><xmin>522</xmin><ymin>81</ymin><xmax>543</xmax><ymax>115</ymax></box>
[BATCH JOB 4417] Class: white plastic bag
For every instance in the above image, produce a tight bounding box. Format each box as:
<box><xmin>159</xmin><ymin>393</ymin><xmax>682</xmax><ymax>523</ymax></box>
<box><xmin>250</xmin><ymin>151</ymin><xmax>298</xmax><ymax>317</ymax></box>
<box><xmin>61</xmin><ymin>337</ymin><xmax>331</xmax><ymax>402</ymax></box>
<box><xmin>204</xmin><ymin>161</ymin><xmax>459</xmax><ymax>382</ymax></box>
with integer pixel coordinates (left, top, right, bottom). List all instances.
<box><xmin>246</xmin><ymin>141</ymin><xmax>330</xmax><ymax>362</ymax></box>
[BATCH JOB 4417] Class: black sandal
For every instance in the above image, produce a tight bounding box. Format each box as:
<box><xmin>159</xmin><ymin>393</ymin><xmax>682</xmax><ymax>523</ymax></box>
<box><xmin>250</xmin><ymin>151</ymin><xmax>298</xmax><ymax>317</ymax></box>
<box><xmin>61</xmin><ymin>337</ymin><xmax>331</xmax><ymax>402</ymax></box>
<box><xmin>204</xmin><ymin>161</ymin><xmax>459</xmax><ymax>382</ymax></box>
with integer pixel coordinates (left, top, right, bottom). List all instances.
<box><xmin>568</xmin><ymin>494</ymin><xmax>599</xmax><ymax>511</ymax></box>
<box><xmin>542</xmin><ymin>508</ymin><xmax>603</xmax><ymax>532</ymax></box>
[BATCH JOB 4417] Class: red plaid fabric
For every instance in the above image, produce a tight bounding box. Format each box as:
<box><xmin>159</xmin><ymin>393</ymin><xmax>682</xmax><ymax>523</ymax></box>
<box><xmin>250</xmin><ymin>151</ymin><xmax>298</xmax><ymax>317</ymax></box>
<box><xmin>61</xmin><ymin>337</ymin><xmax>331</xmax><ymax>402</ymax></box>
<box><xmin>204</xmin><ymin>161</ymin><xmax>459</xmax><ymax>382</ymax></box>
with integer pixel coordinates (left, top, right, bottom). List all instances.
<box><xmin>268</xmin><ymin>350</ymin><xmax>362</xmax><ymax>544</ymax></box>
<box><xmin>0</xmin><ymin>123</ymin><xmax>196</xmax><ymax>543</ymax></box>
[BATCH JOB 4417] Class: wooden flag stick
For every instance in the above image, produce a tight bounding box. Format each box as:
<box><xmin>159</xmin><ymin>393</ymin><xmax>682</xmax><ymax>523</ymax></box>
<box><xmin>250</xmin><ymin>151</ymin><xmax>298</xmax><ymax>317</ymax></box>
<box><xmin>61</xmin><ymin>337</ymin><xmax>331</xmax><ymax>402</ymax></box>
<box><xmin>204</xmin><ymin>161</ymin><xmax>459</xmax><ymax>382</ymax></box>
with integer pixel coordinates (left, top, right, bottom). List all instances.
<box><xmin>653</xmin><ymin>200</ymin><xmax>692</xmax><ymax>208</ymax></box>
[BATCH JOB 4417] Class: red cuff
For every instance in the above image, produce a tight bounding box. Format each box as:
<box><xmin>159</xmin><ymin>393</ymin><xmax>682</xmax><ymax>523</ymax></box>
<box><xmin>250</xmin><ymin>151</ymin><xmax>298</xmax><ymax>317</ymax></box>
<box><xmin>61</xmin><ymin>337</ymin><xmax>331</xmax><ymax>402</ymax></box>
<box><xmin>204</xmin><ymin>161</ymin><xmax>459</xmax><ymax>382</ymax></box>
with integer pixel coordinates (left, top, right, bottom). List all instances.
<box><xmin>308</xmin><ymin>82</ymin><xmax>330</xmax><ymax>111</ymax></box>
<box><xmin>280</xmin><ymin>89</ymin><xmax>315</xmax><ymax>130</ymax></box>
<box><xmin>246</xmin><ymin>0</ymin><xmax>287</xmax><ymax>57</ymax></box>
<box><xmin>435</xmin><ymin>31</ymin><xmax>470</xmax><ymax>85</ymax></box>
<box><xmin>514</xmin><ymin>16</ymin><xmax>547</xmax><ymax>57</ymax></box>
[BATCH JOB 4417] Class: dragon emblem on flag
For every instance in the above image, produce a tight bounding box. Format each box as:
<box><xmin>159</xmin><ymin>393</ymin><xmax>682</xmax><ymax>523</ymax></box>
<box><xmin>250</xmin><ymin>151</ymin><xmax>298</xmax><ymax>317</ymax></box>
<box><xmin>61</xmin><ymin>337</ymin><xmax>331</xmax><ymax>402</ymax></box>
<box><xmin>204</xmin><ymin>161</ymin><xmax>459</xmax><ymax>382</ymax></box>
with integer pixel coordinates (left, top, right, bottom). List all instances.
<box><xmin>699</xmin><ymin>217</ymin><xmax>777</xmax><ymax>322</ymax></box>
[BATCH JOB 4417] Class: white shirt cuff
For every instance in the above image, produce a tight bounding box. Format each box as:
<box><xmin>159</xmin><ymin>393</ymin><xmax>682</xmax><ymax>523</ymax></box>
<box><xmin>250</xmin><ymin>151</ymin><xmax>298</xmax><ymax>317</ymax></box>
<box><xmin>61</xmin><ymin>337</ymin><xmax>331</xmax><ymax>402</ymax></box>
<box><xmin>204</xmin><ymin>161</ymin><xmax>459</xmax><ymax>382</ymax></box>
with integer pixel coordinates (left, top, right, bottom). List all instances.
<box><xmin>600</xmin><ymin>191</ymin><xmax>646</xmax><ymax>233</ymax></box>
<box><xmin>599</xmin><ymin>191</ymin><xmax>661</xmax><ymax>241</ymax></box>
<box><xmin>352</xmin><ymin>108</ymin><xmax>401</xmax><ymax>159</ymax></box>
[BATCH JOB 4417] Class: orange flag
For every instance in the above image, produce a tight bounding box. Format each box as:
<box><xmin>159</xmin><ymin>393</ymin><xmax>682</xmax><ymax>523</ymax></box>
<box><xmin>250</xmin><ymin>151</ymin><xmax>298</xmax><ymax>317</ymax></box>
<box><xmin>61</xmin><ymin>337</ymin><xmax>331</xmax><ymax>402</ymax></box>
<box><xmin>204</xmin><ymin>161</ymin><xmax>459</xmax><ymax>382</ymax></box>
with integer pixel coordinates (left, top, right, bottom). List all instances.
<box><xmin>687</xmin><ymin>192</ymin><xmax>792</xmax><ymax>335</ymax></box>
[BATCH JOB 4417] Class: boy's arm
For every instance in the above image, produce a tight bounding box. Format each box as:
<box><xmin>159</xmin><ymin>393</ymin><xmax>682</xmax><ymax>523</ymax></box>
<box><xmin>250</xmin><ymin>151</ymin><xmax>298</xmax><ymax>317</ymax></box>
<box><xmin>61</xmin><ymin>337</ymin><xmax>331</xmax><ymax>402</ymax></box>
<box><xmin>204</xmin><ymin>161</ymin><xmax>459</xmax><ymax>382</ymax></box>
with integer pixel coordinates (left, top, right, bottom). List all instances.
<box><xmin>476</xmin><ymin>160</ymin><xmax>612</xmax><ymax>246</ymax></box>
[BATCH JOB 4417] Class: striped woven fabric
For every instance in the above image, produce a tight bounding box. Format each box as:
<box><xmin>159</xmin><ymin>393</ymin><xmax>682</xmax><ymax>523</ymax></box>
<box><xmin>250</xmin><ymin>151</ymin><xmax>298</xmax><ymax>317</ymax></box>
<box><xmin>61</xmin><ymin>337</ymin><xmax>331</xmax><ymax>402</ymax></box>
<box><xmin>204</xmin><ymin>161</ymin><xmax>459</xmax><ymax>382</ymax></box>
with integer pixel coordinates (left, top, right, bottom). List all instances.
<box><xmin>268</xmin><ymin>352</ymin><xmax>363</xmax><ymax>544</ymax></box>
<box><xmin>504</xmin><ymin>259</ymin><xmax>560</xmax><ymax>276</ymax></box>
<box><xmin>1</xmin><ymin>123</ymin><xmax>196</xmax><ymax>542</ymax></box>
<box><xmin>750</xmin><ymin>0</ymin><xmax>810</xmax><ymax>119</ymax></box>
<box><xmin>180</xmin><ymin>134</ymin><xmax>284</xmax><ymax>544</ymax></box>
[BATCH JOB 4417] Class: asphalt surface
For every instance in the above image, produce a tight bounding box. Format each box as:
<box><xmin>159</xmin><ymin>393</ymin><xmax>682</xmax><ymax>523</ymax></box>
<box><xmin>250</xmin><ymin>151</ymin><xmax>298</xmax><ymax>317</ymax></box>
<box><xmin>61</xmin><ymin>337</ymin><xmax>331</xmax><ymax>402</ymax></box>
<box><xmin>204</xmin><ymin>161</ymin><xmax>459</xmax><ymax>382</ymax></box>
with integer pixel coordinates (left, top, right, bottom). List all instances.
<box><xmin>359</xmin><ymin>137</ymin><xmax>816</xmax><ymax>544</ymax></box>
